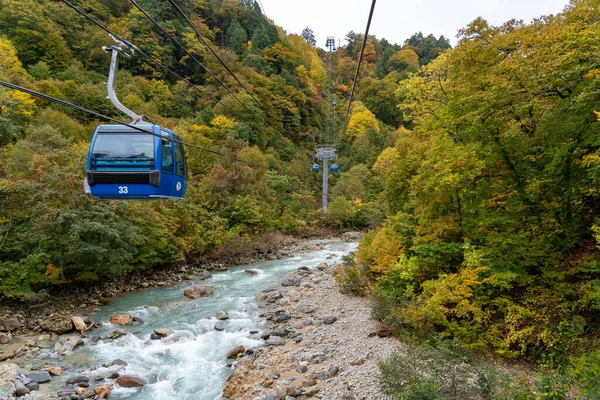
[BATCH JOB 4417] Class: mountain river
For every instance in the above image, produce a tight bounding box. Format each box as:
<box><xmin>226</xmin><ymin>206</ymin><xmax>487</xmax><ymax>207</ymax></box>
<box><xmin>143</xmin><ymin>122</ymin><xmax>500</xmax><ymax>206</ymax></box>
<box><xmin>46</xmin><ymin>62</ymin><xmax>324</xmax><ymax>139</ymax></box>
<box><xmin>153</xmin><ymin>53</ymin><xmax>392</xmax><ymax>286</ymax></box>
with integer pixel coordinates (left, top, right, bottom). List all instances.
<box><xmin>36</xmin><ymin>240</ymin><xmax>356</xmax><ymax>400</ymax></box>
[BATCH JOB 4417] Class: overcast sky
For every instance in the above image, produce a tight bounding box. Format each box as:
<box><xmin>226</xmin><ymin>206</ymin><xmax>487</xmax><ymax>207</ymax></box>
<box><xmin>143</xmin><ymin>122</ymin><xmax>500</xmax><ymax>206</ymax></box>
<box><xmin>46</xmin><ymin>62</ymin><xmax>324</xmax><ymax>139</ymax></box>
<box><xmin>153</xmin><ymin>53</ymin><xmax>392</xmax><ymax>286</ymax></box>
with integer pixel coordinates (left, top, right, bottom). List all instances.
<box><xmin>258</xmin><ymin>0</ymin><xmax>570</xmax><ymax>48</ymax></box>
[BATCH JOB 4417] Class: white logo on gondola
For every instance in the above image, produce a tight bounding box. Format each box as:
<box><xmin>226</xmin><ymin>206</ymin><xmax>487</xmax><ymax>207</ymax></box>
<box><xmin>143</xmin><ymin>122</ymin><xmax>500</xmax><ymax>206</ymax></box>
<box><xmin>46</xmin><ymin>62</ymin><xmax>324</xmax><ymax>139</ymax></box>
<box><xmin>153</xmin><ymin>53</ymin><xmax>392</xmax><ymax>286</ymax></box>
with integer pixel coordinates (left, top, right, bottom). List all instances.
<box><xmin>176</xmin><ymin>182</ymin><xmax>182</xmax><ymax>191</ymax></box>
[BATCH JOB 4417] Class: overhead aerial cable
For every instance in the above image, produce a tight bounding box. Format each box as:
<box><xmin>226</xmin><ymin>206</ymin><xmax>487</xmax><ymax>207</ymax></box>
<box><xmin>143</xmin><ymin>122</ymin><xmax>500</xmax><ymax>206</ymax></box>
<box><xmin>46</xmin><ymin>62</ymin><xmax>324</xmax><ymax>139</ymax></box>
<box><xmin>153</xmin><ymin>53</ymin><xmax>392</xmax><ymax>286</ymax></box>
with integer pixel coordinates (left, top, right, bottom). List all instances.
<box><xmin>166</xmin><ymin>0</ymin><xmax>265</xmax><ymax>110</ymax></box>
<box><xmin>129</xmin><ymin>0</ymin><xmax>260</xmax><ymax>118</ymax></box>
<box><xmin>0</xmin><ymin>81</ymin><xmax>263</xmax><ymax>170</ymax></box>
<box><xmin>59</xmin><ymin>0</ymin><xmax>238</xmax><ymax>117</ymax></box>
<box><xmin>341</xmin><ymin>0</ymin><xmax>377</xmax><ymax>138</ymax></box>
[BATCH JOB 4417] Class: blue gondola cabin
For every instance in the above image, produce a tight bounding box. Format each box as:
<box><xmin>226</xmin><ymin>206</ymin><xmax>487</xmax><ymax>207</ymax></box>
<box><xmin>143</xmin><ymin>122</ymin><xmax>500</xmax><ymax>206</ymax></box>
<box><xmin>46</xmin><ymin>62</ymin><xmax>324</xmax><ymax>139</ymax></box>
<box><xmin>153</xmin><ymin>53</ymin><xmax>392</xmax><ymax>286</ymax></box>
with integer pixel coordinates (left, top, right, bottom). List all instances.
<box><xmin>84</xmin><ymin>124</ymin><xmax>187</xmax><ymax>200</ymax></box>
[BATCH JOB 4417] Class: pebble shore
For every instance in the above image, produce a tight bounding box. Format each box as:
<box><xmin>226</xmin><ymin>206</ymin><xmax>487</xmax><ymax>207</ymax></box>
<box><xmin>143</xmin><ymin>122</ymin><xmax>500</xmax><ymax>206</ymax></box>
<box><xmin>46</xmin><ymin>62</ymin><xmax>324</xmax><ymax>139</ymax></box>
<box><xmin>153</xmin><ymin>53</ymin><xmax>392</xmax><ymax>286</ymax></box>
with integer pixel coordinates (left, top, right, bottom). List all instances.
<box><xmin>223</xmin><ymin>261</ymin><xmax>400</xmax><ymax>400</ymax></box>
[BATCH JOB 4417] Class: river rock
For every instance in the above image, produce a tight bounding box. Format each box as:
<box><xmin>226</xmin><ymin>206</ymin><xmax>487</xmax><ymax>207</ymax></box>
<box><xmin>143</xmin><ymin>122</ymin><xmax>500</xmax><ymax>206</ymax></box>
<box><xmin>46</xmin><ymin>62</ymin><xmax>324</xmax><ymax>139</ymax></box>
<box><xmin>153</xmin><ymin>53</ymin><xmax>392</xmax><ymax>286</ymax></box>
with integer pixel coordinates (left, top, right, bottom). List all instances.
<box><xmin>0</xmin><ymin>349</ymin><xmax>15</xmax><ymax>361</ymax></box>
<box><xmin>244</xmin><ymin>269</ymin><xmax>258</xmax><ymax>275</ymax></box>
<box><xmin>322</xmin><ymin>316</ymin><xmax>338</xmax><ymax>325</ymax></box>
<box><xmin>301</xmin><ymin>378</ymin><xmax>317</xmax><ymax>387</ymax></box>
<box><xmin>15</xmin><ymin>381</ymin><xmax>30</xmax><ymax>396</ymax></box>
<box><xmin>71</xmin><ymin>316</ymin><xmax>88</xmax><ymax>332</ymax></box>
<box><xmin>48</xmin><ymin>366</ymin><xmax>63</xmax><ymax>376</ymax></box>
<box><xmin>106</xmin><ymin>329</ymin><xmax>127</xmax><ymax>339</ymax></box>
<box><xmin>351</xmin><ymin>358</ymin><xmax>365</xmax><ymax>366</ymax></box>
<box><xmin>81</xmin><ymin>389</ymin><xmax>96</xmax><ymax>399</ymax></box>
<box><xmin>109</xmin><ymin>314</ymin><xmax>132</xmax><ymax>325</ymax></box>
<box><xmin>273</xmin><ymin>313</ymin><xmax>291</xmax><ymax>322</ymax></box>
<box><xmin>0</xmin><ymin>317</ymin><xmax>21</xmax><ymax>332</ymax></box>
<box><xmin>27</xmin><ymin>371</ymin><xmax>51</xmax><ymax>383</ymax></box>
<box><xmin>25</xmin><ymin>381</ymin><xmax>40</xmax><ymax>391</ymax></box>
<box><xmin>111</xmin><ymin>359</ymin><xmax>128</xmax><ymax>367</ymax></box>
<box><xmin>183</xmin><ymin>285</ymin><xmax>214</xmax><ymax>299</ymax></box>
<box><xmin>267</xmin><ymin>292</ymin><xmax>283</xmax><ymax>303</ymax></box>
<box><xmin>0</xmin><ymin>332</ymin><xmax>11</xmax><ymax>344</ymax></box>
<box><xmin>226</xmin><ymin>345</ymin><xmax>245</xmax><ymax>359</ymax></box>
<box><xmin>94</xmin><ymin>385</ymin><xmax>111</xmax><ymax>398</ymax></box>
<box><xmin>315</xmin><ymin>262</ymin><xmax>328</xmax><ymax>271</ymax></box>
<box><xmin>214</xmin><ymin>323</ymin><xmax>225</xmax><ymax>331</ymax></box>
<box><xmin>116</xmin><ymin>375</ymin><xmax>147</xmax><ymax>387</ymax></box>
<box><xmin>39</xmin><ymin>315</ymin><xmax>73</xmax><ymax>334</ymax></box>
<box><xmin>199</xmin><ymin>270</ymin><xmax>213</xmax><ymax>280</ymax></box>
<box><xmin>266</xmin><ymin>336</ymin><xmax>285</xmax><ymax>346</ymax></box>
<box><xmin>59</xmin><ymin>337</ymin><xmax>84</xmax><ymax>354</ymax></box>
<box><xmin>66</xmin><ymin>375</ymin><xmax>89</xmax><ymax>384</ymax></box>
<box><xmin>296</xmin><ymin>362</ymin><xmax>308</xmax><ymax>373</ymax></box>
<box><xmin>368</xmin><ymin>325</ymin><xmax>393</xmax><ymax>338</ymax></box>
<box><xmin>281</xmin><ymin>276</ymin><xmax>301</xmax><ymax>286</ymax></box>
<box><xmin>153</xmin><ymin>329</ymin><xmax>172</xmax><ymax>337</ymax></box>
<box><xmin>327</xmin><ymin>365</ymin><xmax>339</xmax><ymax>378</ymax></box>
<box><xmin>215</xmin><ymin>311</ymin><xmax>229</xmax><ymax>320</ymax></box>
<box><xmin>342</xmin><ymin>231</ymin><xmax>363</xmax><ymax>242</ymax></box>
<box><xmin>161</xmin><ymin>331</ymin><xmax>195</xmax><ymax>344</ymax></box>
<box><xmin>270</xmin><ymin>329</ymin><xmax>289</xmax><ymax>337</ymax></box>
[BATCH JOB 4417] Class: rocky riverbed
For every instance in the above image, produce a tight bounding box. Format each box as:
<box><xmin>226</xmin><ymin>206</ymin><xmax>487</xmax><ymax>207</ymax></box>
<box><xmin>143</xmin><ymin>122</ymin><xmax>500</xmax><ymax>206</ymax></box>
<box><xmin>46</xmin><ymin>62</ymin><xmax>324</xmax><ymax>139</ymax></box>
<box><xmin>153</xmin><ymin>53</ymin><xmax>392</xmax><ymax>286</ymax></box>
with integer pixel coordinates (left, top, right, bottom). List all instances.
<box><xmin>0</xmin><ymin>232</ymin><xmax>308</xmax><ymax>350</ymax></box>
<box><xmin>222</xmin><ymin>259</ymin><xmax>398</xmax><ymax>399</ymax></box>
<box><xmin>1</xmin><ymin>234</ymin><xmax>376</xmax><ymax>400</ymax></box>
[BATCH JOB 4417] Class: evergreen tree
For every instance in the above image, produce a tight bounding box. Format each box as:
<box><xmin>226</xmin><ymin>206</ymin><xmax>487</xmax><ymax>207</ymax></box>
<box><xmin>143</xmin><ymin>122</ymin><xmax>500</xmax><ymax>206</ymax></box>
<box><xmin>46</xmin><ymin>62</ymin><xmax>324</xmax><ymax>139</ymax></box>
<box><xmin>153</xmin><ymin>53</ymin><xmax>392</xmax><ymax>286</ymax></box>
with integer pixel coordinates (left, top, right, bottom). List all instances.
<box><xmin>227</xmin><ymin>20</ymin><xmax>247</xmax><ymax>53</ymax></box>
<box><xmin>301</xmin><ymin>26</ymin><xmax>316</xmax><ymax>46</ymax></box>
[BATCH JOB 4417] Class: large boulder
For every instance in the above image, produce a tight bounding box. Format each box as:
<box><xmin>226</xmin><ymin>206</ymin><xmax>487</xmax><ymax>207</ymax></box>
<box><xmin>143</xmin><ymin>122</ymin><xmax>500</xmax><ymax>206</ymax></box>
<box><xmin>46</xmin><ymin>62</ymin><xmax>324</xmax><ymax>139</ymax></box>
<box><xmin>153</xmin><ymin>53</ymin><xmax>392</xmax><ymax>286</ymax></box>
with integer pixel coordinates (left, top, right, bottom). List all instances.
<box><xmin>0</xmin><ymin>317</ymin><xmax>21</xmax><ymax>332</ymax></box>
<box><xmin>39</xmin><ymin>315</ymin><xmax>73</xmax><ymax>334</ymax></box>
<box><xmin>342</xmin><ymin>231</ymin><xmax>363</xmax><ymax>242</ymax></box>
<box><xmin>27</xmin><ymin>371</ymin><xmax>51</xmax><ymax>383</ymax></box>
<box><xmin>0</xmin><ymin>349</ymin><xmax>14</xmax><ymax>362</ymax></box>
<box><xmin>184</xmin><ymin>285</ymin><xmax>214</xmax><ymax>299</ymax></box>
<box><xmin>226</xmin><ymin>345</ymin><xmax>245</xmax><ymax>359</ymax></box>
<box><xmin>71</xmin><ymin>316</ymin><xmax>89</xmax><ymax>332</ymax></box>
<box><xmin>116</xmin><ymin>375</ymin><xmax>147</xmax><ymax>388</ymax></box>
<box><xmin>109</xmin><ymin>314</ymin><xmax>132</xmax><ymax>326</ymax></box>
<box><xmin>0</xmin><ymin>363</ymin><xmax>19</xmax><ymax>399</ymax></box>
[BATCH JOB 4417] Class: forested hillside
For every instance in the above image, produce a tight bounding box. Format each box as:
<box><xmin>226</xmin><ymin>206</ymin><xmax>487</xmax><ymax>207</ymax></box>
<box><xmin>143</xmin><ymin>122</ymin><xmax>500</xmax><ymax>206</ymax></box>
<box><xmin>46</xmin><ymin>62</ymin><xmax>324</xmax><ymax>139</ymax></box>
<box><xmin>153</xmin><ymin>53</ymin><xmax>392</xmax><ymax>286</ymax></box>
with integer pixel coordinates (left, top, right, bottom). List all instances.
<box><xmin>0</xmin><ymin>0</ymin><xmax>449</xmax><ymax>297</ymax></box>
<box><xmin>333</xmin><ymin>0</ymin><xmax>600</xmax><ymax>394</ymax></box>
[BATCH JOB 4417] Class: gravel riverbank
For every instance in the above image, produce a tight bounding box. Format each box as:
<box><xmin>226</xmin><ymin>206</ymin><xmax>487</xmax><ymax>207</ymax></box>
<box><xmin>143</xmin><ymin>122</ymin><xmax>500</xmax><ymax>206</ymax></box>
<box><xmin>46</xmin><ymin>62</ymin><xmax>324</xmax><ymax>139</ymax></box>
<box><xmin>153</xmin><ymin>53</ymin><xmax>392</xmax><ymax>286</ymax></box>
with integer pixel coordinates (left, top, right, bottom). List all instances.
<box><xmin>223</xmin><ymin>259</ymin><xmax>400</xmax><ymax>399</ymax></box>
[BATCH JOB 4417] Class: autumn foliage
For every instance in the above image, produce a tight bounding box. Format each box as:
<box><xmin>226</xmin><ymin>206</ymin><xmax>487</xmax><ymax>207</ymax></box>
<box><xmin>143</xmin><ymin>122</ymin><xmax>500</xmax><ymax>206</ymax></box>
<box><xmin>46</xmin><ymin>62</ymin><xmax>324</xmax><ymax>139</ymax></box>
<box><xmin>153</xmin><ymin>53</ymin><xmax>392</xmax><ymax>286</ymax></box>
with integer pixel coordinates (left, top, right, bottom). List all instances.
<box><xmin>353</xmin><ymin>0</ymin><xmax>600</xmax><ymax>374</ymax></box>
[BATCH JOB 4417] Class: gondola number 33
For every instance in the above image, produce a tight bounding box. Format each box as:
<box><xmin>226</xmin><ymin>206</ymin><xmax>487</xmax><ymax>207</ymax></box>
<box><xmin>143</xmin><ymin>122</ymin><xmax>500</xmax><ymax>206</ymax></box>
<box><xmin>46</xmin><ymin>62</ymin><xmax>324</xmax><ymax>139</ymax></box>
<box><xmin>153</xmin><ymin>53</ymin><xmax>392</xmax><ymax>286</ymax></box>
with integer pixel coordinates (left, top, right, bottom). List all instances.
<box><xmin>118</xmin><ymin>186</ymin><xmax>129</xmax><ymax>194</ymax></box>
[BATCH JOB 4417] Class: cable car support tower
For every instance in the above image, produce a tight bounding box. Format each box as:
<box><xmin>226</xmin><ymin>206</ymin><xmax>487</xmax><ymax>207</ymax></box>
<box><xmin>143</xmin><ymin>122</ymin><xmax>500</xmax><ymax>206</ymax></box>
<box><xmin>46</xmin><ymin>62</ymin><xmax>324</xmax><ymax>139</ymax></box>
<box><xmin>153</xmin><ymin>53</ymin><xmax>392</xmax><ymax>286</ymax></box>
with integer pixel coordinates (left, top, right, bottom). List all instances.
<box><xmin>315</xmin><ymin>37</ymin><xmax>339</xmax><ymax>219</ymax></box>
